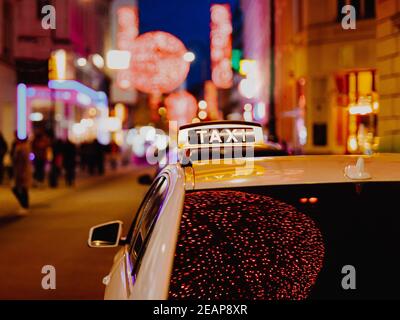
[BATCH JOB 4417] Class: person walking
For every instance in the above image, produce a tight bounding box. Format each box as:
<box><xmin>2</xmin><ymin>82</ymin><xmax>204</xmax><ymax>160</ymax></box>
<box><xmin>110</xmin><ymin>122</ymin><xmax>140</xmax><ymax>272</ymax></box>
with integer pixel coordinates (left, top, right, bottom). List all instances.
<box><xmin>62</xmin><ymin>139</ymin><xmax>77</xmax><ymax>187</ymax></box>
<box><xmin>31</xmin><ymin>131</ymin><xmax>50</xmax><ymax>187</ymax></box>
<box><xmin>48</xmin><ymin>137</ymin><xmax>63</xmax><ymax>188</ymax></box>
<box><xmin>0</xmin><ymin>132</ymin><xmax>7</xmax><ymax>184</ymax></box>
<box><xmin>12</xmin><ymin>136</ymin><xmax>31</xmax><ymax>215</ymax></box>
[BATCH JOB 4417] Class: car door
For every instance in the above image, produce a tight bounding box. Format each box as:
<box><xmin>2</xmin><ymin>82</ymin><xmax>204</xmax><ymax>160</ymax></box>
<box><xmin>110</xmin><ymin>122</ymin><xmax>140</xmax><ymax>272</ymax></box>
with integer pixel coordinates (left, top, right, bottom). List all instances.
<box><xmin>104</xmin><ymin>165</ymin><xmax>185</xmax><ymax>300</ymax></box>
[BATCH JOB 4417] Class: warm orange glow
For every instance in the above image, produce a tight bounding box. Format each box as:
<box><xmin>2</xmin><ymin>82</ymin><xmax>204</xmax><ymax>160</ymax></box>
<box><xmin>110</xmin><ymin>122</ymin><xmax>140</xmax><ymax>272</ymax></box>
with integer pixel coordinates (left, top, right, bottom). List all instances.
<box><xmin>300</xmin><ymin>198</ymin><xmax>308</xmax><ymax>204</ymax></box>
<box><xmin>131</xmin><ymin>32</ymin><xmax>190</xmax><ymax>94</ymax></box>
<box><xmin>211</xmin><ymin>4</ymin><xmax>233</xmax><ymax>89</ymax></box>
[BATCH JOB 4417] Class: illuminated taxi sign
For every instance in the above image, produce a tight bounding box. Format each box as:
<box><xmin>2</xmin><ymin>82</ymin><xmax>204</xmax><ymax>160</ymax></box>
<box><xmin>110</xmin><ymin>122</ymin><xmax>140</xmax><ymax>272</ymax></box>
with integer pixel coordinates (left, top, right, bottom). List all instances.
<box><xmin>178</xmin><ymin>121</ymin><xmax>264</xmax><ymax>149</ymax></box>
<box><xmin>189</xmin><ymin>128</ymin><xmax>256</xmax><ymax>145</ymax></box>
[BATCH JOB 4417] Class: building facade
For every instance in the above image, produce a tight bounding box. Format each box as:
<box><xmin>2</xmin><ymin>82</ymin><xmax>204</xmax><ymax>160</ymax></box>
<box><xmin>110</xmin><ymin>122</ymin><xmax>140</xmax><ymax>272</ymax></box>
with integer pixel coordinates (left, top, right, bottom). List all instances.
<box><xmin>376</xmin><ymin>0</ymin><xmax>400</xmax><ymax>152</ymax></box>
<box><xmin>274</xmin><ymin>0</ymin><xmax>378</xmax><ymax>154</ymax></box>
<box><xmin>0</xmin><ymin>0</ymin><xmax>17</xmax><ymax>143</ymax></box>
<box><xmin>6</xmin><ymin>0</ymin><xmax>112</xmax><ymax>143</ymax></box>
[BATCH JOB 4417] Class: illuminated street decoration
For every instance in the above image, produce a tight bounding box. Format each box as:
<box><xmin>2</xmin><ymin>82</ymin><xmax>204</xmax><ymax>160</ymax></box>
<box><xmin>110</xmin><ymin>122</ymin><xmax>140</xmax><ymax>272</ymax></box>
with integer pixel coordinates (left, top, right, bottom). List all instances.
<box><xmin>170</xmin><ymin>190</ymin><xmax>325</xmax><ymax>300</ymax></box>
<box><xmin>165</xmin><ymin>91</ymin><xmax>198</xmax><ymax>126</ymax></box>
<box><xmin>116</xmin><ymin>6</ymin><xmax>139</xmax><ymax>90</ymax></box>
<box><xmin>211</xmin><ymin>4</ymin><xmax>233</xmax><ymax>89</ymax></box>
<box><xmin>131</xmin><ymin>31</ymin><xmax>191</xmax><ymax>94</ymax></box>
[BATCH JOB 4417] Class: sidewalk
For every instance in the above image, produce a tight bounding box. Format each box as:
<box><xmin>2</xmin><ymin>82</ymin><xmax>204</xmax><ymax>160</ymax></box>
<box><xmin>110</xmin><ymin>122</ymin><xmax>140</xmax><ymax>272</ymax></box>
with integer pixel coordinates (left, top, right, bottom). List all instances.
<box><xmin>0</xmin><ymin>164</ymin><xmax>155</xmax><ymax>218</ymax></box>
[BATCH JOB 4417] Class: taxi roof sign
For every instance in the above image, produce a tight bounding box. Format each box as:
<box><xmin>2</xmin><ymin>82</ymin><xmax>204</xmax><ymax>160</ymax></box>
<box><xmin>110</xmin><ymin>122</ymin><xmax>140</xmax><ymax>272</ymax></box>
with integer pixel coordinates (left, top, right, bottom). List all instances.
<box><xmin>178</xmin><ymin>121</ymin><xmax>264</xmax><ymax>150</ymax></box>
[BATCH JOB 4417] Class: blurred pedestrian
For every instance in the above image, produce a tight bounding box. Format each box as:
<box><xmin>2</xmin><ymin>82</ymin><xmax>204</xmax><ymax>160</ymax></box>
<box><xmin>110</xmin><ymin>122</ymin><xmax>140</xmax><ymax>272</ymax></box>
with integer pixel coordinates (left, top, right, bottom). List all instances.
<box><xmin>94</xmin><ymin>139</ymin><xmax>106</xmax><ymax>175</ymax></box>
<box><xmin>12</xmin><ymin>135</ymin><xmax>31</xmax><ymax>215</ymax></box>
<box><xmin>31</xmin><ymin>131</ymin><xmax>50</xmax><ymax>187</ymax></box>
<box><xmin>0</xmin><ymin>131</ymin><xmax>8</xmax><ymax>184</ymax></box>
<box><xmin>49</xmin><ymin>137</ymin><xmax>63</xmax><ymax>188</ymax></box>
<box><xmin>79</xmin><ymin>142</ymin><xmax>89</xmax><ymax>172</ymax></box>
<box><xmin>63</xmin><ymin>139</ymin><xmax>77</xmax><ymax>187</ymax></box>
<box><xmin>109</xmin><ymin>141</ymin><xmax>120</xmax><ymax>171</ymax></box>
<box><xmin>87</xmin><ymin>140</ymin><xmax>97</xmax><ymax>176</ymax></box>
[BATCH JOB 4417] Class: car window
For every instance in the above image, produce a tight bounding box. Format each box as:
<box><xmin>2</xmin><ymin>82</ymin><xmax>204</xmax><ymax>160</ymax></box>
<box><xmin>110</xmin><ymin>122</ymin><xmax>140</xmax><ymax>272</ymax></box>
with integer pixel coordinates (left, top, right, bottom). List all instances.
<box><xmin>169</xmin><ymin>182</ymin><xmax>400</xmax><ymax>300</ymax></box>
<box><xmin>129</xmin><ymin>175</ymin><xmax>169</xmax><ymax>276</ymax></box>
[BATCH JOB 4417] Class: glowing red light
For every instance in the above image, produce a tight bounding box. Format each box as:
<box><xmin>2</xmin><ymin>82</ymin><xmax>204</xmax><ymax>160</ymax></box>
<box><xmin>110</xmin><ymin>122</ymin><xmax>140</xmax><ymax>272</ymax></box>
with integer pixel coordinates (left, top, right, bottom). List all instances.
<box><xmin>309</xmin><ymin>197</ymin><xmax>319</xmax><ymax>204</ymax></box>
<box><xmin>211</xmin><ymin>4</ymin><xmax>233</xmax><ymax>89</ymax></box>
<box><xmin>165</xmin><ymin>91</ymin><xmax>198</xmax><ymax>127</ymax></box>
<box><xmin>300</xmin><ymin>198</ymin><xmax>308</xmax><ymax>204</ymax></box>
<box><xmin>130</xmin><ymin>32</ymin><xmax>190</xmax><ymax>94</ymax></box>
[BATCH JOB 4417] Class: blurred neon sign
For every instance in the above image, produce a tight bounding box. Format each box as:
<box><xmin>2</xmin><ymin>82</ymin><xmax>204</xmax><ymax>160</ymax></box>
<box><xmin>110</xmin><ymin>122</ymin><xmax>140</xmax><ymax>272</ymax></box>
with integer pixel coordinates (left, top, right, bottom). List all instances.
<box><xmin>211</xmin><ymin>4</ymin><xmax>233</xmax><ymax>89</ymax></box>
<box><xmin>17</xmin><ymin>84</ymin><xmax>28</xmax><ymax>140</ymax></box>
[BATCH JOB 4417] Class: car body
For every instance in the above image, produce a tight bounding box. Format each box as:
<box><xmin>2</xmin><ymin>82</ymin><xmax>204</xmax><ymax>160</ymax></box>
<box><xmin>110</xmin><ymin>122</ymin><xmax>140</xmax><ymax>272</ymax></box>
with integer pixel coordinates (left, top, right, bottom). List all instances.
<box><xmin>89</xmin><ymin>121</ymin><xmax>400</xmax><ymax>300</ymax></box>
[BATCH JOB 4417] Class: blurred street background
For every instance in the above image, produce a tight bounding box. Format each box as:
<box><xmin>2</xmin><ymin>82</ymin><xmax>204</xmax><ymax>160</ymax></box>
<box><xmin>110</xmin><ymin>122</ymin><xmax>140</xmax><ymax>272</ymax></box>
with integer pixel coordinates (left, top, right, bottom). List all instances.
<box><xmin>0</xmin><ymin>0</ymin><xmax>399</xmax><ymax>299</ymax></box>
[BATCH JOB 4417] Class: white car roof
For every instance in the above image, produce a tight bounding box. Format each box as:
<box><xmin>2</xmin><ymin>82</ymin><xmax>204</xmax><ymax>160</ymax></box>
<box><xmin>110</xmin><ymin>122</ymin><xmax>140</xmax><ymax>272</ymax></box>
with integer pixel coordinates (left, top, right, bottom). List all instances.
<box><xmin>189</xmin><ymin>154</ymin><xmax>400</xmax><ymax>190</ymax></box>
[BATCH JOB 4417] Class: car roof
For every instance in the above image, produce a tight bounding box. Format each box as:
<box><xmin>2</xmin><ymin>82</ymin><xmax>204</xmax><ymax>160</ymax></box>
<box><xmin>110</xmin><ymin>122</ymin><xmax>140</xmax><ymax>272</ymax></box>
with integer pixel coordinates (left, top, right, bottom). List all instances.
<box><xmin>188</xmin><ymin>154</ymin><xmax>400</xmax><ymax>190</ymax></box>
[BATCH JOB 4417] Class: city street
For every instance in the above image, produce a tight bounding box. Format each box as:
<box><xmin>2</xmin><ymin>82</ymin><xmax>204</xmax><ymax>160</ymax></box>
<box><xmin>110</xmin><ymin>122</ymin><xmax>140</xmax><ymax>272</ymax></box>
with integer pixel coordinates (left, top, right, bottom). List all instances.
<box><xmin>0</xmin><ymin>166</ymin><xmax>153</xmax><ymax>300</ymax></box>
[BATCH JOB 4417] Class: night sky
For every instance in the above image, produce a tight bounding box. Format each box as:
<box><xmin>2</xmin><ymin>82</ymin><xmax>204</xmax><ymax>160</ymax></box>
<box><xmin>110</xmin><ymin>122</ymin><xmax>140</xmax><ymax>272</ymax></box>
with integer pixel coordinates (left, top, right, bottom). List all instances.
<box><xmin>138</xmin><ymin>0</ymin><xmax>242</xmax><ymax>95</ymax></box>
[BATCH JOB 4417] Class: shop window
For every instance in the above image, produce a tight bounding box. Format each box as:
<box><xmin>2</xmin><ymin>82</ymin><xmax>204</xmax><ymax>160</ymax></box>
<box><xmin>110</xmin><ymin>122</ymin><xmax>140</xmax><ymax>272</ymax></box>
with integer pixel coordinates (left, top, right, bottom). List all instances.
<box><xmin>335</xmin><ymin>70</ymin><xmax>379</xmax><ymax>154</ymax></box>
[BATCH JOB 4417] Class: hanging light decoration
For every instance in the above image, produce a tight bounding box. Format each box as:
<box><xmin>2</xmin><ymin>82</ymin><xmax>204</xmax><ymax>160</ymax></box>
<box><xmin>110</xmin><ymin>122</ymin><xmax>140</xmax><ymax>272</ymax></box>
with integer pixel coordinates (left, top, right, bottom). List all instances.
<box><xmin>131</xmin><ymin>31</ymin><xmax>191</xmax><ymax>94</ymax></box>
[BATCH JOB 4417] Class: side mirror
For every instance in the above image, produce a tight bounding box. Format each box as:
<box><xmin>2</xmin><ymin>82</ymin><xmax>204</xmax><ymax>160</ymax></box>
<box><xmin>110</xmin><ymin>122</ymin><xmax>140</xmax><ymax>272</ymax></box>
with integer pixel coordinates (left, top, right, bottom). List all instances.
<box><xmin>138</xmin><ymin>174</ymin><xmax>153</xmax><ymax>185</ymax></box>
<box><xmin>88</xmin><ymin>221</ymin><xmax>123</xmax><ymax>248</ymax></box>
